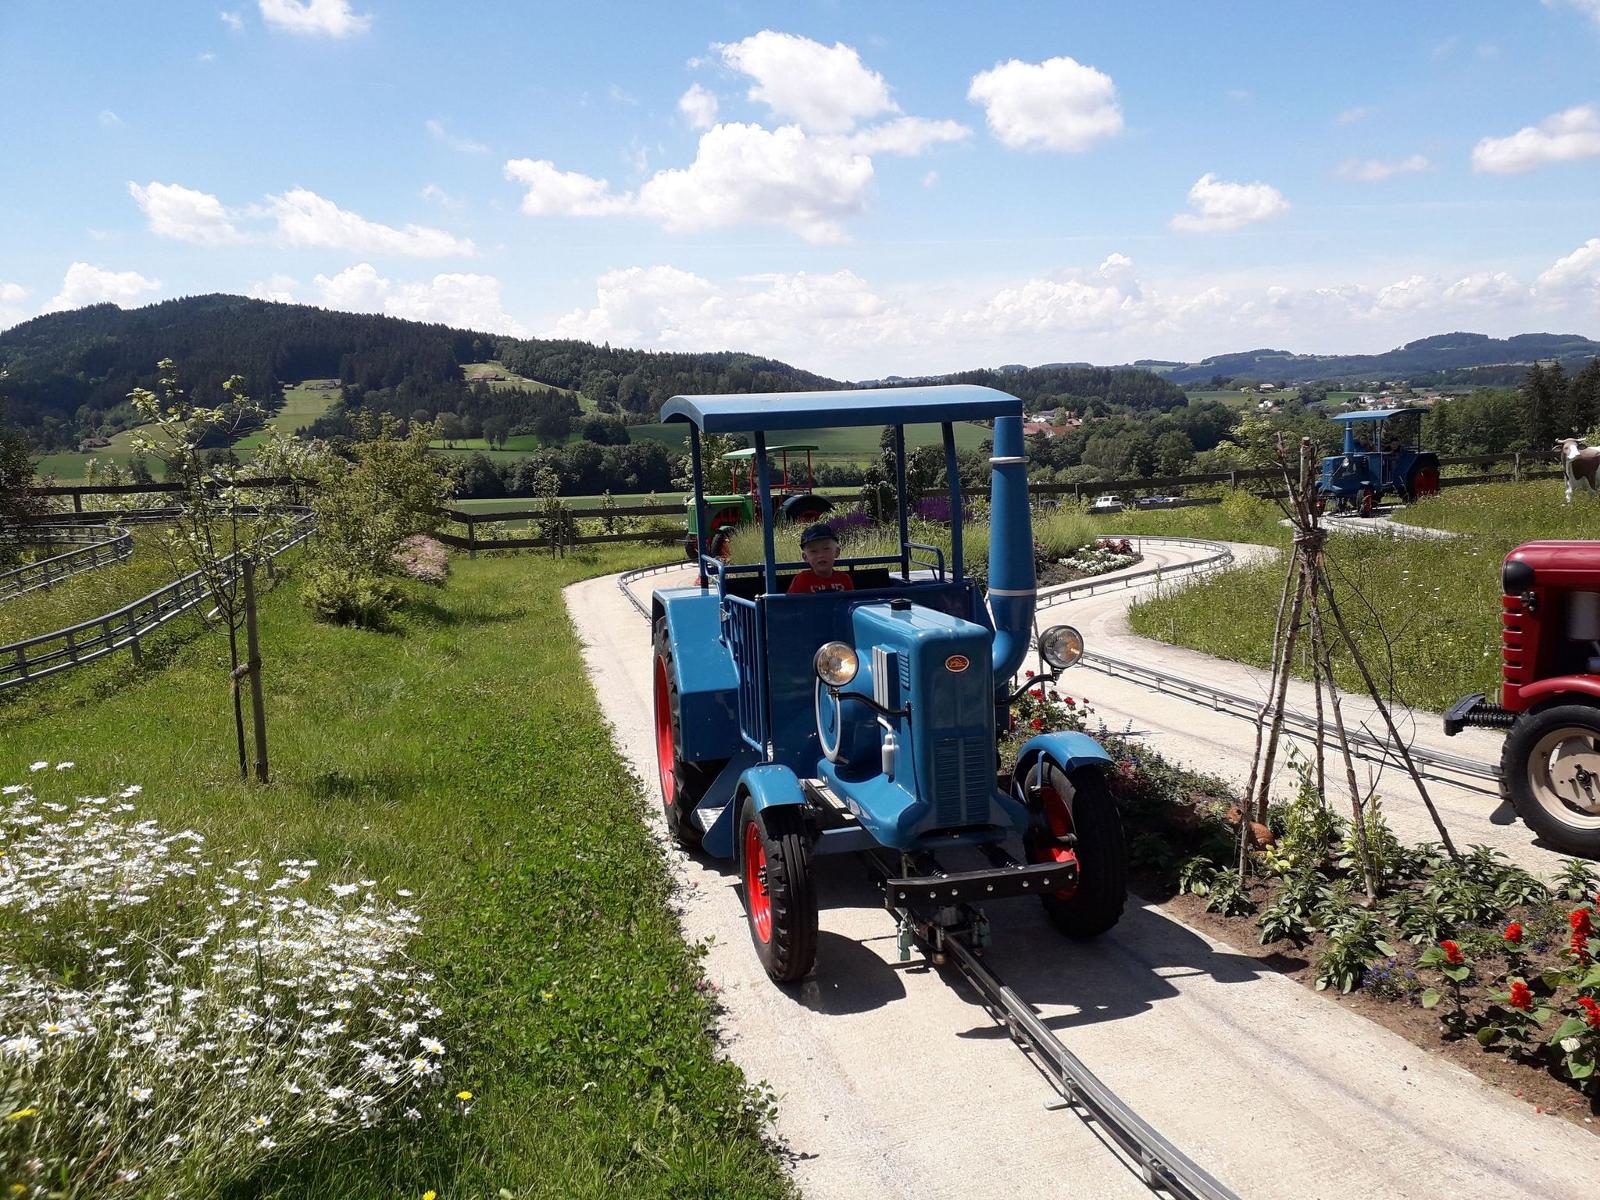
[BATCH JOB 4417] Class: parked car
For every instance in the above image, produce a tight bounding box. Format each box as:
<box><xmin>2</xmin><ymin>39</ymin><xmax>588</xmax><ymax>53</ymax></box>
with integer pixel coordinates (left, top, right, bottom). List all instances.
<box><xmin>1088</xmin><ymin>494</ymin><xmax>1123</xmax><ymax>514</ymax></box>
<box><xmin>1136</xmin><ymin>494</ymin><xmax>1180</xmax><ymax>509</ymax></box>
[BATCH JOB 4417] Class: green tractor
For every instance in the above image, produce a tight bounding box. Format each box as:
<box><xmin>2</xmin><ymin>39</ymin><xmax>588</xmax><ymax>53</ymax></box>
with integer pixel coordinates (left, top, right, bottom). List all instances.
<box><xmin>682</xmin><ymin>443</ymin><xmax>832</xmax><ymax>561</ymax></box>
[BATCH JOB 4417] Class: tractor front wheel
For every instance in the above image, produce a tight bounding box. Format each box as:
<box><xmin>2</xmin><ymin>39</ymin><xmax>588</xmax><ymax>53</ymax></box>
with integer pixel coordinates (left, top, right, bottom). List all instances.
<box><xmin>1500</xmin><ymin>705</ymin><xmax>1600</xmax><ymax>857</ymax></box>
<box><xmin>652</xmin><ymin>621</ymin><xmax>720</xmax><ymax>849</ymax></box>
<box><xmin>1022</xmin><ymin>761</ymin><xmax>1127</xmax><ymax>938</ymax></box>
<box><xmin>739</xmin><ymin>801</ymin><xmax>818</xmax><ymax>981</ymax></box>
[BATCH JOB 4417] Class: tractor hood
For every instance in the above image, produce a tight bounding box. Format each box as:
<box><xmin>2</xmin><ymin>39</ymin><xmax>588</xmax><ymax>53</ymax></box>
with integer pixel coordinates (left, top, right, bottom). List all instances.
<box><xmin>987</xmin><ymin>413</ymin><xmax>1037</xmax><ymax>684</ymax></box>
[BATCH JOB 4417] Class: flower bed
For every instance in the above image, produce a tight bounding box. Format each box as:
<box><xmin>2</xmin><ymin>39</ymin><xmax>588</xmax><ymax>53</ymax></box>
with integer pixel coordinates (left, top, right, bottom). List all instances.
<box><xmin>1023</xmin><ymin>711</ymin><xmax>1600</xmax><ymax>1129</ymax></box>
<box><xmin>0</xmin><ymin>764</ymin><xmax>452</xmax><ymax>1197</ymax></box>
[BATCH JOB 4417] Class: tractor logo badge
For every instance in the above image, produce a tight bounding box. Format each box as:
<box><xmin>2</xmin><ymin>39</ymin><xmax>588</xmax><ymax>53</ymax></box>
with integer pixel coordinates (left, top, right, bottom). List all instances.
<box><xmin>945</xmin><ymin>654</ymin><xmax>970</xmax><ymax>673</ymax></box>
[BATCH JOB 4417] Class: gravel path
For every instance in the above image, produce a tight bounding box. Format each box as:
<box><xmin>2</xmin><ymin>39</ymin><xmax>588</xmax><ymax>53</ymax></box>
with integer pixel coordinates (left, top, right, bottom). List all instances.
<box><xmin>565</xmin><ymin>562</ymin><xmax>1598</xmax><ymax>1199</ymax></box>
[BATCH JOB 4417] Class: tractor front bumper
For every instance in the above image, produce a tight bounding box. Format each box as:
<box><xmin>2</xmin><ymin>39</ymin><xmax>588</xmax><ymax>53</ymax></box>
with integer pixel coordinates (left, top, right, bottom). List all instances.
<box><xmin>1443</xmin><ymin>693</ymin><xmax>1517</xmax><ymax>736</ymax></box>
<box><xmin>875</xmin><ymin>856</ymin><xmax>1077</xmax><ymax>908</ymax></box>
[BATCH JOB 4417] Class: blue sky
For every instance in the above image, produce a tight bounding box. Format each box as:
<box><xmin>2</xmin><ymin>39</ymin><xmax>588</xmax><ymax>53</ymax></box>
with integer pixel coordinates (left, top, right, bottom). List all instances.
<box><xmin>3</xmin><ymin>0</ymin><xmax>1598</xmax><ymax>378</ymax></box>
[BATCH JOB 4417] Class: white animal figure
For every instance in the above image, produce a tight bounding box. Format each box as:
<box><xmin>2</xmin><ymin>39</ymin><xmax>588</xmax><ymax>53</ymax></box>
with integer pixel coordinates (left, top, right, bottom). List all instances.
<box><xmin>1557</xmin><ymin>438</ymin><xmax>1600</xmax><ymax>504</ymax></box>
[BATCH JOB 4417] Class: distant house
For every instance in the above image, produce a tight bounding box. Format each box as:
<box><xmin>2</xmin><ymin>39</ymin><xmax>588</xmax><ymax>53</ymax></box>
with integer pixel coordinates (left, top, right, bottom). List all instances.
<box><xmin>77</xmin><ymin>436</ymin><xmax>111</xmax><ymax>451</ymax></box>
<box><xmin>1023</xmin><ymin>420</ymin><xmax>1071</xmax><ymax>439</ymax></box>
<box><xmin>1257</xmin><ymin>382</ymin><xmax>1277</xmax><ymax>392</ymax></box>
<box><xmin>1256</xmin><ymin>399</ymin><xmax>1277</xmax><ymax>413</ymax></box>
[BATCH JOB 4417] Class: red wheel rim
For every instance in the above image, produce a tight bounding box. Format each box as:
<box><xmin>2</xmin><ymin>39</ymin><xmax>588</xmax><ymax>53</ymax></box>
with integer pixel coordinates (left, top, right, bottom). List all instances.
<box><xmin>743</xmin><ymin>819</ymin><xmax>772</xmax><ymax>942</ymax></box>
<box><xmin>1416</xmin><ymin>467</ymin><xmax>1439</xmax><ymax>496</ymax></box>
<box><xmin>652</xmin><ymin>656</ymin><xmax>676</xmax><ymax>811</ymax></box>
<box><xmin>1360</xmin><ymin>489</ymin><xmax>1375</xmax><ymax>516</ymax></box>
<box><xmin>1029</xmin><ymin>785</ymin><xmax>1080</xmax><ymax>900</ymax></box>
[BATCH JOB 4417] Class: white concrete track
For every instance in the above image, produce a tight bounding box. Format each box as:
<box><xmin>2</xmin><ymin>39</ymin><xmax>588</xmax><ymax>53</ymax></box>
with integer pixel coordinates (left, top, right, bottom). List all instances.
<box><xmin>565</xmin><ymin>560</ymin><xmax>1599</xmax><ymax>1200</ymax></box>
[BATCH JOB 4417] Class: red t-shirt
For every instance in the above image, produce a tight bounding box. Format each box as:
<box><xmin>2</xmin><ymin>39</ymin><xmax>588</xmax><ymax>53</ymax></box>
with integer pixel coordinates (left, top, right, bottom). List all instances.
<box><xmin>788</xmin><ymin>570</ymin><xmax>854</xmax><ymax>594</ymax></box>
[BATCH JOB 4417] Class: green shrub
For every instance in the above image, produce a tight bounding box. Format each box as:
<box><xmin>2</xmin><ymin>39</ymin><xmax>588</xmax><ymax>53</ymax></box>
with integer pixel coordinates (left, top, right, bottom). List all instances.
<box><xmin>301</xmin><ymin>561</ymin><xmax>400</xmax><ymax>629</ymax></box>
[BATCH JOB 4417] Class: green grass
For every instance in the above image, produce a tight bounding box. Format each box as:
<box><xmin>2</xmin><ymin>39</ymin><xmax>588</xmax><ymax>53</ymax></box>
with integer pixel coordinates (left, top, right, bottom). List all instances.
<box><xmin>33</xmin><ymin>424</ymin><xmax>166</xmax><ymax>483</ymax></box>
<box><xmin>623</xmin><ymin>421</ymin><xmax>988</xmax><ymax>462</ymax></box>
<box><xmin>0</xmin><ymin>544</ymin><xmax>793</xmax><ymax>1199</ymax></box>
<box><xmin>1124</xmin><ymin>483</ymin><xmax>1579</xmax><ymax>713</ymax></box>
<box><xmin>235</xmin><ymin>380</ymin><xmax>340</xmax><ymax>449</ymax></box>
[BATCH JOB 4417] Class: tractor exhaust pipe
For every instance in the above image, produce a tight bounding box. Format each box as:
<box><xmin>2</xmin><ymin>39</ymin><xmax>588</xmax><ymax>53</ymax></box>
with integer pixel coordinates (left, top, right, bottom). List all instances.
<box><xmin>987</xmin><ymin>414</ymin><xmax>1036</xmax><ymax>684</ymax></box>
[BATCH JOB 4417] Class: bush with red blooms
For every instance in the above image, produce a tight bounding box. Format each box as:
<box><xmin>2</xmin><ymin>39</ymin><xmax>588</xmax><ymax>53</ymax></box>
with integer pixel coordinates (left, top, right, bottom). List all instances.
<box><xmin>1570</xmin><ymin>906</ymin><xmax>1593</xmax><ymax>963</ymax></box>
<box><xmin>1502</xmin><ymin>921</ymin><xmax>1527</xmax><ymax>975</ymax></box>
<box><xmin>1478</xmin><ymin>977</ymin><xmax>1551</xmax><ymax>1051</ymax></box>
<box><xmin>1009</xmin><ymin>673</ymin><xmax>1093</xmax><ymax>739</ymax></box>
<box><xmin>1548</xmin><ymin>974</ymin><xmax>1600</xmax><ymax>1083</ymax></box>
<box><xmin>1420</xmin><ymin>941</ymin><xmax>1473</xmax><ymax>1036</ymax></box>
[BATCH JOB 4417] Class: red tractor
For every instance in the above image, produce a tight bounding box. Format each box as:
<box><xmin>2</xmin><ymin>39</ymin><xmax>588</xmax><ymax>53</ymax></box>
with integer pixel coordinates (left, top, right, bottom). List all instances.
<box><xmin>1445</xmin><ymin>541</ymin><xmax>1600</xmax><ymax>856</ymax></box>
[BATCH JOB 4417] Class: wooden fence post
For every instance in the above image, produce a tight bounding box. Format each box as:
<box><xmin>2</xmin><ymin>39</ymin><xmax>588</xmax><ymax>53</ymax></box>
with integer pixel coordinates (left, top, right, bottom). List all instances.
<box><xmin>468</xmin><ymin>515</ymin><xmax>477</xmax><ymax>560</ymax></box>
<box><xmin>242</xmin><ymin>560</ymin><xmax>270</xmax><ymax>784</ymax></box>
<box><xmin>1512</xmin><ymin>451</ymin><xmax>1521</xmax><ymax>483</ymax></box>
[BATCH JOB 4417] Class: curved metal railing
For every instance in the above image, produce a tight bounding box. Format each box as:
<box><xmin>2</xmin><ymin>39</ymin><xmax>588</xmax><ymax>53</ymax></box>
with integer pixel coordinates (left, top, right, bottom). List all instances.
<box><xmin>0</xmin><ymin>512</ymin><xmax>314</xmax><ymax>692</ymax></box>
<box><xmin>0</xmin><ymin>525</ymin><xmax>134</xmax><ymax>603</ymax></box>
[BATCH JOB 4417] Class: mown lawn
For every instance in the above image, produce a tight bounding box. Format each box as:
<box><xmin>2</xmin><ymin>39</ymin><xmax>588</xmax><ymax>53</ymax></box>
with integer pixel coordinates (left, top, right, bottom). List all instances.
<box><xmin>0</xmin><ymin>545</ymin><xmax>795</xmax><ymax>1199</ymax></box>
<box><xmin>1124</xmin><ymin>482</ymin><xmax>1586</xmax><ymax>713</ymax></box>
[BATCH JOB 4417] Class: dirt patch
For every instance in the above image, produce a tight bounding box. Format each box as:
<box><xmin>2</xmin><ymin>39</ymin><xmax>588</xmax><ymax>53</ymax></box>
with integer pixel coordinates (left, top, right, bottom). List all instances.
<box><xmin>1142</xmin><ymin>878</ymin><xmax>1600</xmax><ymax>1134</ymax></box>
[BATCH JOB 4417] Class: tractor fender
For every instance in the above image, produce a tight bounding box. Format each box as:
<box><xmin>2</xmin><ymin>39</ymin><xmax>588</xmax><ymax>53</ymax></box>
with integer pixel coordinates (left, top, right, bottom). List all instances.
<box><xmin>1014</xmin><ymin>731</ymin><xmax>1114</xmax><ymax>779</ymax></box>
<box><xmin>654</xmin><ymin>589</ymin><xmax>742</xmax><ymax>763</ymax></box>
<box><xmin>737</xmin><ymin>764</ymin><xmax>809</xmax><ymax>817</ymax></box>
<box><xmin>1519</xmin><ymin>677</ymin><xmax>1600</xmax><ymax>711</ymax></box>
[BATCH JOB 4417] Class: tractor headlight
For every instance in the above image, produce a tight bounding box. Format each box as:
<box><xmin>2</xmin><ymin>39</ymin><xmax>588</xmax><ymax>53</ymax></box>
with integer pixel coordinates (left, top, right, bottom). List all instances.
<box><xmin>1038</xmin><ymin>625</ymin><xmax>1084</xmax><ymax>670</ymax></box>
<box><xmin>813</xmin><ymin>641</ymin><xmax>859</xmax><ymax>688</ymax></box>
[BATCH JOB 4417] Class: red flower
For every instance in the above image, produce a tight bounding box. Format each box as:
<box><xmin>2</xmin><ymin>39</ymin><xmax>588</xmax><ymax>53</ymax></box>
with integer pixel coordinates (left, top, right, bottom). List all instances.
<box><xmin>1029</xmin><ymin>718</ymin><xmax>1043</xmax><ymax>732</ymax></box>
<box><xmin>1440</xmin><ymin>940</ymin><xmax>1463</xmax><ymax>965</ymax></box>
<box><xmin>1064</xmin><ymin>697</ymin><xmax>1076</xmax><ymax>707</ymax></box>
<box><xmin>1508</xmin><ymin>980</ymin><xmax>1534</xmax><ymax>1012</ymax></box>
<box><xmin>1503</xmin><ymin>922</ymin><xmax>1524</xmax><ymax>946</ymax></box>
<box><xmin>1580</xmin><ymin>997</ymin><xmax>1600</xmax><ymax>1029</ymax></box>
<box><xmin>1025</xmin><ymin>670</ymin><xmax>1035</xmax><ymax>678</ymax></box>
<box><xmin>1029</xmin><ymin>689</ymin><xmax>1044</xmax><ymax>701</ymax></box>
<box><xmin>1571</xmin><ymin>930</ymin><xmax>1591</xmax><ymax>962</ymax></box>
<box><xmin>1571</xmin><ymin>908</ymin><xmax>1593</xmax><ymax>936</ymax></box>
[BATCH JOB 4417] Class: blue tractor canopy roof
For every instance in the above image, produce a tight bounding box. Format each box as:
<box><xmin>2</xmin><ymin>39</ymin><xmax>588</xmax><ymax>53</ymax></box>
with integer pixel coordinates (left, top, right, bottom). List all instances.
<box><xmin>1330</xmin><ymin>408</ymin><xmax>1413</xmax><ymax>422</ymax></box>
<box><xmin>660</xmin><ymin>384</ymin><xmax>1022</xmax><ymax>433</ymax></box>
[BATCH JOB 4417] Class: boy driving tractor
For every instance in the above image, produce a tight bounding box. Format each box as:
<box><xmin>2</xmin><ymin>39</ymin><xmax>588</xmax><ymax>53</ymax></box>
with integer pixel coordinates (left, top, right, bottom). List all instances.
<box><xmin>787</xmin><ymin>523</ymin><xmax>854</xmax><ymax>594</ymax></box>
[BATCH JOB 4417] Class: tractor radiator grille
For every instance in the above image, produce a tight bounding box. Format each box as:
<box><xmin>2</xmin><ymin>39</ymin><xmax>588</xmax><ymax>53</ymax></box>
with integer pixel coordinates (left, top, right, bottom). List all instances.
<box><xmin>932</xmin><ymin>736</ymin><xmax>995</xmax><ymax>826</ymax></box>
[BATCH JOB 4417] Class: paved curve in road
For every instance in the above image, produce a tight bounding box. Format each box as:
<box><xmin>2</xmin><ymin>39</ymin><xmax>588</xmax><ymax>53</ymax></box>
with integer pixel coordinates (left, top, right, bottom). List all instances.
<box><xmin>565</xmin><ymin>560</ymin><xmax>1597</xmax><ymax>1200</ymax></box>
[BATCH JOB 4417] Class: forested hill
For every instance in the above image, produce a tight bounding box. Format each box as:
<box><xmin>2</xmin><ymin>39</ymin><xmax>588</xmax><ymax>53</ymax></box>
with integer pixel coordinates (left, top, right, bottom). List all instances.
<box><xmin>0</xmin><ymin>294</ymin><xmax>1184</xmax><ymax>450</ymax></box>
<box><xmin>1160</xmin><ymin>332</ymin><xmax>1600</xmax><ymax>387</ymax></box>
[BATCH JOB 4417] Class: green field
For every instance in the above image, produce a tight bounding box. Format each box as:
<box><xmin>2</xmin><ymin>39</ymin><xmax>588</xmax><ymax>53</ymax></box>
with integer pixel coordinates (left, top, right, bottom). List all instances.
<box><xmin>1185</xmin><ymin>388</ymin><xmax>1301</xmax><ymax>410</ymax></box>
<box><xmin>0</xmin><ymin>543</ymin><xmax>792</xmax><ymax>1198</ymax></box>
<box><xmin>33</xmin><ymin>424</ymin><xmax>164</xmax><ymax>483</ymax></box>
<box><xmin>234</xmin><ymin>379</ymin><xmax>340</xmax><ymax>449</ymax></box>
<box><xmin>622</xmin><ymin>420</ymin><xmax>988</xmax><ymax>461</ymax></box>
<box><xmin>462</xmin><ymin>361</ymin><xmax>591</xmax><ymax>410</ymax></box>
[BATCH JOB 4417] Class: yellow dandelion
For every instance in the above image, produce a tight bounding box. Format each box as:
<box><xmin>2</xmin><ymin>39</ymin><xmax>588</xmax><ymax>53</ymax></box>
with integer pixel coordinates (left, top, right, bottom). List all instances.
<box><xmin>423</xmin><ymin>1192</ymin><xmax>437</xmax><ymax>1200</ymax></box>
<box><xmin>455</xmin><ymin>1090</ymin><xmax>472</xmax><ymax>1102</ymax></box>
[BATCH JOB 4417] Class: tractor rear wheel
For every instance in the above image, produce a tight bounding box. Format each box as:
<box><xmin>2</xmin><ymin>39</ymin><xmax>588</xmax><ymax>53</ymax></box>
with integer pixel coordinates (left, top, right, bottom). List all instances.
<box><xmin>1022</xmin><ymin>762</ymin><xmax>1127</xmax><ymax>938</ymax></box>
<box><xmin>1404</xmin><ymin>461</ymin><xmax>1440</xmax><ymax>501</ymax></box>
<box><xmin>1359</xmin><ymin>487</ymin><xmax>1377</xmax><ymax>517</ymax></box>
<box><xmin>739</xmin><ymin>800</ymin><xmax>818</xmax><ymax>982</ymax></box>
<box><xmin>781</xmin><ymin>492</ymin><xmax>833</xmax><ymax>525</ymax></box>
<box><xmin>652</xmin><ymin>621</ymin><xmax>720</xmax><ymax>849</ymax></box>
<box><xmin>1500</xmin><ymin>704</ymin><xmax>1600</xmax><ymax>857</ymax></box>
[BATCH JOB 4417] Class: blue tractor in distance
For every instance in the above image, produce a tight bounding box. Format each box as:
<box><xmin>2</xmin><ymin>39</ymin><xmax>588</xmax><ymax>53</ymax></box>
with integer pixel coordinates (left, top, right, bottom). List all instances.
<box><xmin>650</xmin><ymin>385</ymin><xmax>1125</xmax><ymax>982</ymax></box>
<box><xmin>1318</xmin><ymin>408</ymin><xmax>1440</xmax><ymax>516</ymax></box>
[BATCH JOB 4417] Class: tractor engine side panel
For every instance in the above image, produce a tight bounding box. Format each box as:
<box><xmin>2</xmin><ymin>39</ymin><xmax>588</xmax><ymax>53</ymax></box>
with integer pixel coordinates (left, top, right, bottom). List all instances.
<box><xmin>653</xmin><ymin>588</ymin><xmax>743</xmax><ymax>763</ymax></box>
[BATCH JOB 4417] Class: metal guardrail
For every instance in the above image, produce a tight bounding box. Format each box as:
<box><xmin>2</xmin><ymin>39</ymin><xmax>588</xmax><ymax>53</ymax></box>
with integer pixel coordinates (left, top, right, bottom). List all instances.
<box><xmin>0</xmin><ymin>512</ymin><xmax>315</xmax><ymax>692</ymax></box>
<box><xmin>0</xmin><ymin>525</ymin><xmax>134</xmax><ymax>603</ymax></box>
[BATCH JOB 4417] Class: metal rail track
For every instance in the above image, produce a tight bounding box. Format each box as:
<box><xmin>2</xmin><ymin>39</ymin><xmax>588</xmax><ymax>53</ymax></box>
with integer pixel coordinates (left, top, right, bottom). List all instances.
<box><xmin>0</xmin><ymin>525</ymin><xmax>134</xmax><ymax>603</ymax></box>
<box><xmin>613</xmin><ymin>557</ymin><xmax>1241</xmax><ymax>1200</ymax></box>
<box><xmin>0</xmin><ymin>512</ymin><xmax>314</xmax><ymax>691</ymax></box>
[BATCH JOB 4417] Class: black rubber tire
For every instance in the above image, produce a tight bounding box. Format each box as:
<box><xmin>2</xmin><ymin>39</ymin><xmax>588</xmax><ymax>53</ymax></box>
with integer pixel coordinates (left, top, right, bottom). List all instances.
<box><xmin>1500</xmin><ymin>704</ymin><xmax>1600</xmax><ymax>858</ymax></box>
<box><xmin>739</xmin><ymin>799</ymin><xmax>818</xmax><ymax>982</ymax></box>
<box><xmin>782</xmin><ymin>493</ymin><xmax>833</xmax><ymax>525</ymax></box>
<box><xmin>652</xmin><ymin>621</ymin><xmax>721</xmax><ymax>849</ymax></box>
<box><xmin>1025</xmin><ymin>763</ymin><xmax>1127</xmax><ymax>939</ymax></box>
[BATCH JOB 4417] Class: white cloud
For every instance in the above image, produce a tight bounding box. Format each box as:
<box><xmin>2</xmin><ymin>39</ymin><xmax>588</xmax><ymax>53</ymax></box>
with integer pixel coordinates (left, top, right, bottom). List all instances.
<box><xmin>425</xmin><ymin>118</ymin><xmax>488</xmax><ymax>155</ymax></box>
<box><xmin>922</xmin><ymin>170</ymin><xmax>939</xmax><ymax>189</ymax></box>
<box><xmin>247</xmin><ymin>274</ymin><xmax>300</xmax><ymax>303</ymax></box>
<box><xmin>843</xmin><ymin>116</ymin><xmax>970</xmax><ymax>156</ymax></box>
<box><xmin>257</xmin><ymin>0</ymin><xmax>369</xmax><ymax>37</ymax></box>
<box><xmin>1544</xmin><ymin>0</ymin><xmax>1600</xmax><ymax>25</ymax></box>
<box><xmin>1170</xmin><ymin>173</ymin><xmax>1289</xmax><ymax>233</ymax></box>
<box><xmin>717</xmin><ymin>31</ymin><xmax>895</xmax><ymax>132</ymax></box>
<box><xmin>678</xmin><ymin>83</ymin><xmax>719</xmax><ymax>130</ymax></box>
<box><xmin>220</xmin><ymin>9</ymin><xmax>243</xmax><ymax>30</ymax></box>
<box><xmin>1334</xmin><ymin>105</ymin><xmax>1374</xmax><ymax>126</ymax></box>
<box><xmin>265</xmin><ymin>188</ymin><xmax>476</xmax><ymax>256</ymax></box>
<box><xmin>98</xmin><ymin>109</ymin><xmax>123</xmax><ymax>129</ymax></box>
<box><xmin>1336</xmin><ymin>154</ymin><xmax>1431</xmax><ymax>182</ymax></box>
<box><xmin>311</xmin><ymin>263</ymin><xmax>526</xmax><ymax>335</ymax></box>
<box><xmin>44</xmin><ymin>263</ymin><xmax>160</xmax><ymax>313</ymax></box>
<box><xmin>967</xmin><ymin>55</ymin><xmax>1122</xmax><ymax>152</ymax></box>
<box><xmin>1536</xmin><ymin>237</ymin><xmax>1600</xmax><ymax>295</ymax></box>
<box><xmin>129</xmin><ymin>181</ymin><xmax>246</xmax><ymax>246</ymax></box>
<box><xmin>503</xmin><ymin>158</ymin><xmax>631</xmax><ymax>217</ymax></box>
<box><xmin>419</xmin><ymin>183</ymin><xmax>461</xmax><ymax>209</ymax></box>
<box><xmin>1472</xmin><ymin>104</ymin><xmax>1600</xmax><ymax>173</ymax></box>
<box><xmin>0</xmin><ymin>283</ymin><xmax>29</xmax><ymax>329</ymax></box>
<box><xmin>635</xmin><ymin>123</ymin><xmax>873</xmax><ymax>243</ymax></box>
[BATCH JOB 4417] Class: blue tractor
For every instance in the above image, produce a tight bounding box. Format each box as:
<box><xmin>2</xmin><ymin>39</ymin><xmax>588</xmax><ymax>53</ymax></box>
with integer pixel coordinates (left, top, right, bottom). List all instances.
<box><xmin>1318</xmin><ymin>408</ymin><xmax>1440</xmax><ymax>516</ymax></box>
<box><xmin>650</xmin><ymin>385</ymin><xmax>1125</xmax><ymax>982</ymax></box>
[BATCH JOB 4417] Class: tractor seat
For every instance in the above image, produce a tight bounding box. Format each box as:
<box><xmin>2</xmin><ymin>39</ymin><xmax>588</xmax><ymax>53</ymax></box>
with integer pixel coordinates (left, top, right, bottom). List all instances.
<box><xmin>716</xmin><ymin>567</ymin><xmax>898</xmax><ymax>600</ymax></box>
